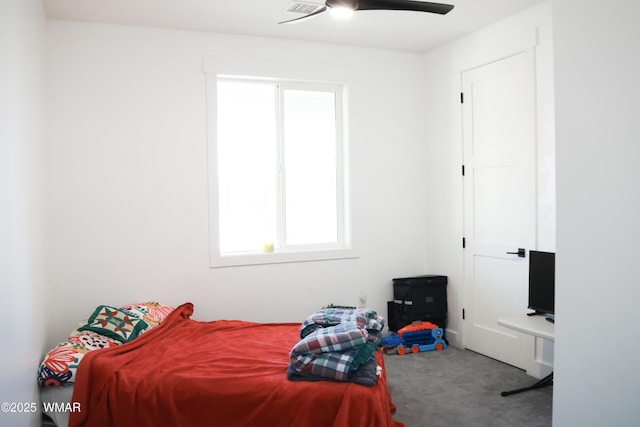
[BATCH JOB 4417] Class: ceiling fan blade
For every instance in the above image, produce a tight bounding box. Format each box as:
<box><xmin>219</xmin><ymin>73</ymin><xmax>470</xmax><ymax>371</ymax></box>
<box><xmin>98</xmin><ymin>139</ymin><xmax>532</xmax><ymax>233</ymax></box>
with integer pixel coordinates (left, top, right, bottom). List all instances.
<box><xmin>348</xmin><ymin>0</ymin><xmax>454</xmax><ymax>14</ymax></box>
<box><xmin>279</xmin><ymin>5</ymin><xmax>328</xmax><ymax>24</ymax></box>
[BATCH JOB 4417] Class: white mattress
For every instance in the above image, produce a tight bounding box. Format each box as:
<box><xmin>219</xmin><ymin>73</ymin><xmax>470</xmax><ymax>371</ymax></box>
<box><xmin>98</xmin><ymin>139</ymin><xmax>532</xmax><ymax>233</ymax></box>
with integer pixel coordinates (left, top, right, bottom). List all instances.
<box><xmin>40</xmin><ymin>385</ymin><xmax>74</xmax><ymax>427</ymax></box>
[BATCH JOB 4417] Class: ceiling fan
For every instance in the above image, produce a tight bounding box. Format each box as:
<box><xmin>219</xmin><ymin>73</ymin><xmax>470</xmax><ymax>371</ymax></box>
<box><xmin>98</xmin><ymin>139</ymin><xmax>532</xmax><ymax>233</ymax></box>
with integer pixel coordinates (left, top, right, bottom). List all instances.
<box><xmin>279</xmin><ymin>0</ymin><xmax>454</xmax><ymax>24</ymax></box>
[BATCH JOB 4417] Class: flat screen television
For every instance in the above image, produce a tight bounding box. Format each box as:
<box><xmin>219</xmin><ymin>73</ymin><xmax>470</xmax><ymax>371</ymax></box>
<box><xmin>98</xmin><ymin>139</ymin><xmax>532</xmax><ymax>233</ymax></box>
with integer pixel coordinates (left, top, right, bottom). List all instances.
<box><xmin>528</xmin><ymin>250</ymin><xmax>555</xmax><ymax>320</ymax></box>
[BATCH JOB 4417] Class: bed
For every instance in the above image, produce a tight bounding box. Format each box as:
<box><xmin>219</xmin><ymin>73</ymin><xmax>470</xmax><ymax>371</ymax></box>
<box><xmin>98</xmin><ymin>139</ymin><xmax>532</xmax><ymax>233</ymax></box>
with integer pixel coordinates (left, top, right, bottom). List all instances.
<box><xmin>40</xmin><ymin>302</ymin><xmax>403</xmax><ymax>427</ymax></box>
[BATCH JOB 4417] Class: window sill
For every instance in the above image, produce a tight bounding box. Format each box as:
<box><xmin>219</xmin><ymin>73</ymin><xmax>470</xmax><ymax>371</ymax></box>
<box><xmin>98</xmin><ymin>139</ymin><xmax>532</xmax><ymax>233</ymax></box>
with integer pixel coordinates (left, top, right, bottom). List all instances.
<box><xmin>210</xmin><ymin>248</ymin><xmax>359</xmax><ymax>268</ymax></box>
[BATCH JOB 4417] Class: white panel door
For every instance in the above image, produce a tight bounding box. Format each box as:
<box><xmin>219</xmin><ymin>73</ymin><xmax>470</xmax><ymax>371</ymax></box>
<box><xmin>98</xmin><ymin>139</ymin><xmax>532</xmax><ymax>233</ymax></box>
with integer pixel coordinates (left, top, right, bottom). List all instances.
<box><xmin>462</xmin><ymin>50</ymin><xmax>537</xmax><ymax>370</ymax></box>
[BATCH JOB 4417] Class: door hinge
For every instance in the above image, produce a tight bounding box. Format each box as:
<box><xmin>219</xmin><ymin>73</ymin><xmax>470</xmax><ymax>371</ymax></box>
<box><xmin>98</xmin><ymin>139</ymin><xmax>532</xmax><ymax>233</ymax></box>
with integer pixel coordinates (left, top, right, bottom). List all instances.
<box><xmin>462</xmin><ymin>164</ymin><xmax>465</xmax><ymax>176</ymax></box>
<box><xmin>460</xmin><ymin>92</ymin><xmax>464</xmax><ymax>103</ymax></box>
<box><xmin>462</xmin><ymin>237</ymin><xmax>466</xmax><ymax>248</ymax></box>
<box><xmin>462</xmin><ymin>308</ymin><xmax>466</xmax><ymax>320</ymax></box>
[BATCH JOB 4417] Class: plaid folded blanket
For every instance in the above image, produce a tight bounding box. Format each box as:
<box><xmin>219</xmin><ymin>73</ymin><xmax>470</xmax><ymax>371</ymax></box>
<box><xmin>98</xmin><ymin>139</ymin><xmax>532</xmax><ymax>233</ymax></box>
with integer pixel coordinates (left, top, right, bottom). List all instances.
<box><xmin>288</xmin><ymin>308</ymin><xmax>385</xmax><ymax>382</ymax></box>
<box><xmin>299</xmin><ymin>308</ymin><xmax>385</xmax><ymax>339</ymax></box>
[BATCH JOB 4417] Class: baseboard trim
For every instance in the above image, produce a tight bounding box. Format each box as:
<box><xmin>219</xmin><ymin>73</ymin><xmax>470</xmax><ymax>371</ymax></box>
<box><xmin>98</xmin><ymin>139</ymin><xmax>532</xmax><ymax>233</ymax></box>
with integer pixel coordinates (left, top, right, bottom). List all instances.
<box><xmin>444</xmin><ymin>328</ymin><xmax>460</xmax><ymax>348</ymax></box>
<box><xmin>526</xmin><ymin>360</ymin><xmax>553</xmax><ymax>379</ymax></box>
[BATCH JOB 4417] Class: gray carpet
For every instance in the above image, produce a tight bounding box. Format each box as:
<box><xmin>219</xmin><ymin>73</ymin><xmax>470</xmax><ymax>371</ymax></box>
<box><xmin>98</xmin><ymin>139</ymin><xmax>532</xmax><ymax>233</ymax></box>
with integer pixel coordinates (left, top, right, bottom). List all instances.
<box><xmin>383</xmin><ymin>346</ymin><xmax>552</xmax><ymax>427</ymax></box>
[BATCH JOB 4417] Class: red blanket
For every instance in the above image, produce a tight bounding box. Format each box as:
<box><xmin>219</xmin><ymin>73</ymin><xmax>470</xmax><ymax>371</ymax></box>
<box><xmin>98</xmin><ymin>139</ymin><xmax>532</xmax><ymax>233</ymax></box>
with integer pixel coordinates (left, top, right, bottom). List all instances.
<box><xmin>70</xmin><ymin>303</ymin><xmax>403</xmax><ymax>427</ymax></box>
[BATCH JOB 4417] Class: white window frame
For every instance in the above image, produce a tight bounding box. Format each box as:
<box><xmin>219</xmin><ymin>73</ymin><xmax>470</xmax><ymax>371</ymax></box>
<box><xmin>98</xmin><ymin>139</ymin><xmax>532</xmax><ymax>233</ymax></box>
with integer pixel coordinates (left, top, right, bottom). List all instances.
<box><xmin>206</xmin><ymin>67</ymin><xmax>356</xmax><ymax>268</ymax></box>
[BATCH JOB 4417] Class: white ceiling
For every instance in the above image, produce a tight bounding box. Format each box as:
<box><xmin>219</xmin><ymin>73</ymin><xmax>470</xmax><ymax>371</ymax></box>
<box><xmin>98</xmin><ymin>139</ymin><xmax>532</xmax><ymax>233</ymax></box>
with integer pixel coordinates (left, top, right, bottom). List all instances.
<box><xmin>42</xmin><ymin>0</ymin><xmax>546</xmax><ymax>53</ymax></box>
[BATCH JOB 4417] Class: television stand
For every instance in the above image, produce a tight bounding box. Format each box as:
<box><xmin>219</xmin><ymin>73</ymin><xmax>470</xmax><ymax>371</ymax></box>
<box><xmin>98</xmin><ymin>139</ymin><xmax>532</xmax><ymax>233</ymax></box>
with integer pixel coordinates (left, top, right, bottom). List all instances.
<box><xmin>497</xmin><ymin>315</ymin><xmax>554</xmax><ymax>397</ymax></box>
<box><xmin>526</xmin><ymin>310</ymin><xmax>546</xmax><ymax>317</ymax></box>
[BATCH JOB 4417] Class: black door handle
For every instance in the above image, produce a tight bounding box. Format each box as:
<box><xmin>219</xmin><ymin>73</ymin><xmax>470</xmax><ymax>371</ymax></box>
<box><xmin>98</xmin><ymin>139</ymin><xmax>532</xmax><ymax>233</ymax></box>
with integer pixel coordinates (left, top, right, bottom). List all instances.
<box><xmin>506</xmin><ymin>248</ymin><xmax>526</xmax><ymax>258</ymax></box>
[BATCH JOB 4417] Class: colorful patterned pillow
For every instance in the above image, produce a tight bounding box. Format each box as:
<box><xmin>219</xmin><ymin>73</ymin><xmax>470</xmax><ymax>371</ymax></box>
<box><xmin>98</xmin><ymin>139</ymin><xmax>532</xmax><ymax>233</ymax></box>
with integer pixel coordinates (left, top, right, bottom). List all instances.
<box><xmin>39</xmin><ymin>301</ymin><xmax>173</xmax><ymax>387</ymax></box>
<box><xmin>38</xmin><ymin>331</ymin><xmax>120</xmax><ymax>387</ymax></box>
<box><xmin>121</xmin><ymin>302</ymin><xmax>174</xmax><ymax>327</ymax></box>
<box><xmin>78</xmin><ymin>305</ymin><xmax>149</xmax><ymax>343</ymax></box>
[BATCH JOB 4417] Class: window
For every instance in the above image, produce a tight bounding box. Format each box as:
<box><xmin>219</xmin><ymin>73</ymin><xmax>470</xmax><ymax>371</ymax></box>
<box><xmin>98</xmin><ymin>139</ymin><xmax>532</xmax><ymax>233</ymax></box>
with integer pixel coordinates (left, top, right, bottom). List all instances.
<box><xmin>210</xmin><ymin>76</ymin><xmax>353</xmax><ymax>267</ymax></box>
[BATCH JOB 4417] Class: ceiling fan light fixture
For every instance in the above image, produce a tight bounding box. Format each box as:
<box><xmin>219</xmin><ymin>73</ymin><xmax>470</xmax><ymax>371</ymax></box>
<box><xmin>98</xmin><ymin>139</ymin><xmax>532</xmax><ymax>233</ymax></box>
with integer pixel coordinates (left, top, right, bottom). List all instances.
<box><xmin>329</xmin><ymin>6</ymin><xmax>355</xmax><ymax>19</ymax></box>
<box><xmin>279</xmin><ymin>1</ymin><xmax>454</xmax><ymax>25</ymax></box>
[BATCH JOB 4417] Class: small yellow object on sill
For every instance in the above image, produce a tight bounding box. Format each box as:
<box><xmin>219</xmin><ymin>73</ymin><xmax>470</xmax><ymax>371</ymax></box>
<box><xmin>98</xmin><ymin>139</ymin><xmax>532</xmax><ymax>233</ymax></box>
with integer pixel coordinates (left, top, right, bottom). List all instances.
<box><xmin>263</xmin><ymin>242</ymin><xmax>275</xmax><ymax>253</ymax></box>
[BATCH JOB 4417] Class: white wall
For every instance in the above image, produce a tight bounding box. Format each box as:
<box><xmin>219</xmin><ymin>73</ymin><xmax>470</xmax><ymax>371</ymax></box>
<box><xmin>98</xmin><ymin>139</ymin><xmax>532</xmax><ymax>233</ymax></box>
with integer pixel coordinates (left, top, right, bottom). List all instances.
<box><xmin>421</xmin><ymin>1</ymin><xmax>555</xmax><ymax>373</ymax></box>
<box><xmin>0</xmin><ymin>0</ymin><xmax>47</xmax><ymax>426</ymax></box>
<box><xmin>553</xmin><ymin>0</ymin><xmax>640</xmax><ymax>425</ymax></box>
<box><xmin>45</xmin><ymin>21</ymin><xmax>431</xmax><ymax>348</ymax></box>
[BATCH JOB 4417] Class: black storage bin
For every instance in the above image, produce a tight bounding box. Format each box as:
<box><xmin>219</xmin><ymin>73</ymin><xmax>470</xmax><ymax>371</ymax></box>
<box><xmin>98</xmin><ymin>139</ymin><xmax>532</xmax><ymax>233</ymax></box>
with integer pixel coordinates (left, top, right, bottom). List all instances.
<box><xmin>387</xmin><ymin>275</ymin><xmax>448</xmax><ymax>333</ymax></box>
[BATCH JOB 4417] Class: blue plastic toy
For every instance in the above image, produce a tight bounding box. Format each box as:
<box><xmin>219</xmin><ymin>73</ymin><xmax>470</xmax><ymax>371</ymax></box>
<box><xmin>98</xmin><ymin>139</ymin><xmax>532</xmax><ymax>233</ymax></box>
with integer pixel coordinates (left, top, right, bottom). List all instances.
<box><xmin>383</xmin><ymin>321</ymin><xmax>447</xmax><ymax>355</ymax></box>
